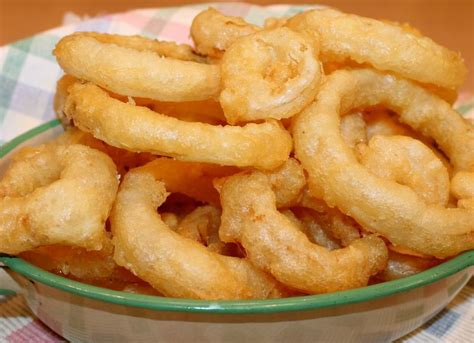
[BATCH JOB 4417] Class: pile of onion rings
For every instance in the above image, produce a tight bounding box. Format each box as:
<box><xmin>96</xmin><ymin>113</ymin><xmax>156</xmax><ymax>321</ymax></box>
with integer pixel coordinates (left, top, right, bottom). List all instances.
<box><xmin>1</xmin><ymin>7</ymin><xmax>472</xmax><ymax>299</ymax></box>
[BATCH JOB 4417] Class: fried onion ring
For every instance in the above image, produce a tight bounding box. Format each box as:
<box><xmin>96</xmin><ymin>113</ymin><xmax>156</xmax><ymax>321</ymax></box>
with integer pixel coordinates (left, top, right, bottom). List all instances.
<box><xmin>220</xmin><ymin>28</ymin><xmax>322</xmax><ymax>123</ymax></box>
<box><xmin>111</xmin><ymin>169</ymin><xmax>285</xmax><ymax>299</ymax></box>
<box><xmin>64</xmin><ymin>82</ymin><xmax>292</xmax><ymax>169</ymax></box>
<box><xmin>53</xmin><ymin>127</ymin><xmax>154</xmax><ymax>176</ymax></box>
<box><xmin>376</xmin><ymin>250</ymin><xmax>441</xmax><ymax>281</ymax></box>
<box><xmin>190</xmin><ymin>8</ymin><xmax>466</xmax><ymax>94</ymax></box>
<box><xmin>293</xmin><ymin>68</ymin><xmax>474</xmax><ymax>258</ymax></box>
<box><xmin>285</xmin><ymin>9</ymin><xmax>467</xmax><ymax>92</ymax></box>
<box><xmin>74</xmin><ymin>32</ymin><xmax>204</xmax><ymax>62</ymax></box>
<box><xmin>364</xmin><ymin>108</ymin><xmax>425</xmax><ymax>141</ymax></box>
<box><xmin>55</xmin><ymin>74</ymin><xmax>226</xmax><ymax>125</ymax></box>
<box><xmin>264</xmin><ymin>17</ymin><xmax>289</xmax><ymax>30</ymax></box>
<box><xmin>290</xmin><ymin>208</ymin><xmax>342</xmax><ymax>250</ymax></box>
<box><xmin>0</xmin><ymin>144</ymin><xmax>118</xmax><ymax>254</ymax></box>
<box><xmin>219</xmin><ymin>171</ymin><xmax>388</xmax><ymax>293</ymax></box>
<box><xmin>54</xmin><ymin>33</ymin><xmax>220</xmax><ymax>101</ymax></box>
<box><xmin>190</xmin><ymin>7</ymin><xmax>260</xmax><ymax>59</ymax></box>
<box><xmin>175</xmin><ymin>205</ymin><xmax>233</xmax><ymax>255</ymax></box>
<box><xmin>451</xmin><ymin>171</ymin><xmax>474</xmax><ymax>201</ymax></box>
<box><xmin>132</xmin><ymin>157</ymin><xmax>238</xmax><ymax>205</ymax></box>
<box><xmin>266</xmin><ymin>157</ymin><xmax>307</xmax><ymax>208</ymax></box>
<box><xmin>144</xmin><ymin>99</ymin><xmax>226</xmax><ymax>124</ymax></box>
<box><xmin>19</xmin><ymin>240</ymin><xmax>122</xmax><ymax>282</ymax></box>
<box><xmin>296</xmin><ymin>189</ymin><xmax>362</xmax><ymax>246</ymax></box>
<box><xmin>340</xmin><ymin>112</ymin><xmax>367</xmax><ymax>148</ymax></box>
<box><xmin>358</xmin><ymin>135</ymin><xmax>450</xmax><ymax>206</ymax></box>
<box><xmin>54</xmin><ymin>74</ymin><xmax>78</xmax><ymax>128</ymax></box>
<box><xmin>216</xmin><ymin>158</ymin><xmax>306</xmax><ymax>243</ymax></box>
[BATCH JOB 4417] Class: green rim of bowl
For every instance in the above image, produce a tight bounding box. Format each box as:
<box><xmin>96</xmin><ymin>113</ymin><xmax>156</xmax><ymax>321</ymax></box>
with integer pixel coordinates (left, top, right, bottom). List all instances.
<box><xmin>0</xmin><ymin>288</ymin><xmax>17</xmax><ymax>296</ymax></box>
<box><xmin>0</xmin><ymin>120</ymin><xmax>473</xmax><ymax>314</ymax></box>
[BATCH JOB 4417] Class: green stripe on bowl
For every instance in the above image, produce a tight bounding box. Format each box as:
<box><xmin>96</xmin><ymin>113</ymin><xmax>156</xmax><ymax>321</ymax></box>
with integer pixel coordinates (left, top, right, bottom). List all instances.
<box><xmin>0</xmin><ymin>119</ymin><xmax>60</xmax><ymax>155</ymax></box>
<box><xmin>1</xmin><ymin>252</ymin><xmax>472</xmax><ymax>314</ymax></box>
<box><xmin>0</xmin><ymin>119</ymin><xmax>473</xmax><ymax>314</ymax></box>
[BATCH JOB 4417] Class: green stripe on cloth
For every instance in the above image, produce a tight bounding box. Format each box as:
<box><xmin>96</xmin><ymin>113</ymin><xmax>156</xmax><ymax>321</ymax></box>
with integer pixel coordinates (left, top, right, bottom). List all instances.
<box><xmin>456</xmin><ymin>101</ymin><xmax>474</xmax><ymax>115</ymax></box>
<box><xmin>0</xmin><ymin>76</ymin><xmax>17</xmax><ymax>124</ymax></box>
<box><xmin>2</xmin><ymin>39</ymin><xmax>33</xmax><ymax>80</ymax></box>
<box><xmin>29</xmin><ymin>34</ymin><xmax>61</xmax><ymax>61</ymax></box>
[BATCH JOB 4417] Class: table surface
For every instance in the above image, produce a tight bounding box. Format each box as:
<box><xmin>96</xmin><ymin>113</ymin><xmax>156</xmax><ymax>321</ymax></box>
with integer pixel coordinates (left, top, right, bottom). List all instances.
<box><xmin>1</xmin><ymin>0</ymin><xmax>473</xmax><ymax>91</ymax></box>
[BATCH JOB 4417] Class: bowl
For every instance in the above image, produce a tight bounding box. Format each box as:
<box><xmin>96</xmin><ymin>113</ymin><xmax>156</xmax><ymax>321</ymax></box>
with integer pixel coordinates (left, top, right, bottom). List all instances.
<box><xmin>0</xmin><ymin>121</ymin><xmax>473</xmax><ymax>342</ymax></box>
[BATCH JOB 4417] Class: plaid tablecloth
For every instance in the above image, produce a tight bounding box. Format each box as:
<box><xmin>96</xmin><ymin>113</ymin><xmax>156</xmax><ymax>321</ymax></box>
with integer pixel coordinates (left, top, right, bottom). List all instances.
<box><xmin>0</xmin><ymin>2</ymin><xmax>473</xmax><ymax>342</ymax></box>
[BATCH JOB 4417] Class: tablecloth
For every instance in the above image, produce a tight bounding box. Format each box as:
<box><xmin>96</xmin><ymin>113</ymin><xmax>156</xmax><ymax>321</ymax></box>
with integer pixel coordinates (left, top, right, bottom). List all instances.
<box><xmin>0</xmin><ymin>2</ymin><xmax>473</xmax><ymax>342</ymax></box>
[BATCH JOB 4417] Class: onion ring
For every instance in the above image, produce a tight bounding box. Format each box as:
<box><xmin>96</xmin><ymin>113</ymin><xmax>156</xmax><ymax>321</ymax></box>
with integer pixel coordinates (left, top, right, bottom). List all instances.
<box><xmin>132</xmin><ymin>157</ymin><xmax>238</xmax><ymax>205</ymax></box>
<box><xmin>54</xmin><ymin>127</ymin><xmax>154</xmax><ymax>176</ymax></box>
<box><xmin>55</xmin><ymin>74</ymin><xmax>226</xmax><ymax>125</ymax></box>
<box><xmin>19</xmin><ymin>240</ymin><xmax>125</xmax><ymax>282</ymax></box>
<box><xmin>160</xmin><ymin>212</ymin><xmax>180</xmax><ymax>230</ymax></box>
<box><xmin>289</xmin><ymin>208</ymin><xmax>341</xmax><ymax>250</ymax></box>
<box><xmin>344</xmin><ymin>108</ymin><xmax>452</xmax><ymax>175</ymax></box>
<box><xmin>364</xmin><ymin>108</ymin><xmax>425</xmax><ymax>141</ymax></box>
<box><xmin>219</xmin><ymin>171</ymin><xmax>388</xmax><ymax>293</ymax></box>
<box><xmin>54</xmin><ymin>74</ymin><xmax>78</xmax><ymax>128</ymax></box>
<box><xmin>74</xmin><ymin>32</ymin><xmax>204</xmax><ymax>62</ymax></box>
<box><xmin>264</xmin><ymin>17</ymin><xmax>289</xmax><ymax>30</ymax></box>
<box><xmin>216</xmin><ymin>158</ymin><xmax>306</xmax><ymax>243</ymax></box>
<box><xmin>0</xmin><ymin>144</ymin><xmax>118</xmax><ymax>254</ymax></box>
<box><xmin>285</xmin><ymin>8</ymin><xmax>467</xmax><ymax>92</ymax></box>
<box><xmin>451</xmin><ymin>171</ymin><xmax>474</xmax><ymax>201</ymax></box>
<box><xmin>190</xmin><ymin>7</ymin><xmax>260</xmax><ymax>59</ymax></box>
<box><xmin>340</xmin><ymin>112</ymin><xmax>367</xmax><ymax>148</ymax></box>
<box><xmin>175</xmin><ymin>205</ymin><xmax>221</xmax><ymax>242</ymax></box>
<box><xmin>54</xmin><ymin>33</ymin><xmax>220</xmax><ymax>102</ymax></box>
<box><xmin>175</xmin><ymin>205</ymin><xmax>232</xmax><ymax>255</ymax></box>
<box><xmin>190</xmin><ymin>8</ymin><xmax>466</xmax><ymax>94</ymax></box>
<box><xmin>376</xmin><ymin>250</ymin><xmax>441</xmax><ymax>281</ymax></box>
<box><xmin>64</xmin><ymin>82</ymin><xmax>292</xmax><ymax>169</ymax></box>
<box><xmin>111</xmin><ymin>169</ymin><xmax>286</xmax><ymax>299</ymax></box>
<box><xmin>145</xmin><ymin>99</ymin><xmax>226</xmax><ymax>124</ymax></box>
<box><xmin>266</xmin><ymin>157</ymin><xmax>307</xmax><ymax>208</ymax></box>
<box><xmin>220</xmin><ymin>27</ymin><xmax>322</xmax><ymax>123</ymax></box>
<box><xmin>358</xmin><ymin>135</ymin><xmax>450</xmax><ymax>206</ymax></box>
<box><xmin>293</xmin><ymin>68</ymin><xmax>474</xmax><ymax>258</ymax></box>
<box><xmin>297</xmin><ymin>189</ymin><xmax>362</xmax><ymax>246</ymax></box>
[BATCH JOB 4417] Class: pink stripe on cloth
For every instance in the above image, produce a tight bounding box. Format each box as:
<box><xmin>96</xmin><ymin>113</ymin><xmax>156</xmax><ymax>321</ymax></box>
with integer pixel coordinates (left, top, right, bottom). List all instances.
<box><xmin>115</xmin><ymin>11</ymin><xmax>153</xmax><ymax>28</ymax></box>
<box><xmin>159</xmin><ymin>21</ymin><xmax>193</xmax><ymax>44</ymax></box>
<box><xmin>216</xmin><ymin>2</ymin><xmax>252</xmax><ymax>17</ymax></box>
<box><xmin>6</xmin><ymin>320</ymin><xmax>63</xmax><ymax>343</ymax></box>
<box><xmin>456</xmin><ymin>92</ymin><xmax>474</xmax><ymax>103</ymax></box>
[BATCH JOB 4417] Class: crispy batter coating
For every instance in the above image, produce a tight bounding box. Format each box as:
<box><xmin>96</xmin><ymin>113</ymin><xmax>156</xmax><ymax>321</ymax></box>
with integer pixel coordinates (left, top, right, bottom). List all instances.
<box><xmin>358</xmin><ymin>135</ymin><xmax>450</xmax><ymax>206</ymax></box>
<box><xmin>286</xmin><ymin>9</ymin><xmax>467</xmax><ymax>92</ymax></box>
<box><xmin>54</xmin><ymin>127</ymin><xmax>154</xmax><ymax>176</ymax></box>
<box><xmin>133</xmin><ymin>158</ymin><xmax>238</xmax><ymax>205</ymax></box>
<box><xmin>73</xmin><ymin>32</ymin><xmax>204</xmax><ymax>62</ymax></box>
<box><xmin>217</xmin><ymin>158</ymin><xmax>306</xmax><ymax>243</ymax></box>
<box><xmin>191</xmin><ymin>7</ymin><xmax>466</xmax><ymax>95</ymax></box>
<box><xmin>220</xmin><ymin>28</ymin><xmax>322</xmax><ymax>123</ymax></box>
<box><xmin>111</xmin><ymin>169</ymin><xmax>286</xmax><ymax>299</ymax></box>
<box><xmin>54</xmin><ymin>33</ymin><xmax>221</xmax><ymax>101</ymax></box>
<box><xmin>376</xmin><ymin>250</ymin><xmax>441</xmax><ymax>282</ymax></box>
<box><xmin>219</xmin><ymin>171</ymin><xmax>388</xmax><ymax>293</ymax></box>
<box><xmin>64</xmin><ymin>82</ymin><xmax>292</xmax><ymax>169</ymax></box>
<box><xmin>19</xmin><ymin>239</ymin><xmax>129</xmax><ymax>282</ymax></box>
<box><xmin>191</xmin><ymin>7</ymin><xmax>260</xmax><ymax>58</ymax></box>
<box><xmin>0</xmin><ymin>144</ymin><xmax>118</xmax><ymax>254</ymax></box>
<box><xmin>294</xmin><ymin>69</ymin><xmax>474</xmax><ymax>258</ymax></box>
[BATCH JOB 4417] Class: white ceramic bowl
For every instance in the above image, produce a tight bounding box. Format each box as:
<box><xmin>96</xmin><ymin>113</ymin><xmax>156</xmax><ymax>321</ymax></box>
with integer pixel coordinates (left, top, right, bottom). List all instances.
<box><xmin>0</xmin><ymin>121</ymin><xmax>473</xmax><ymax>342</ymax></box>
